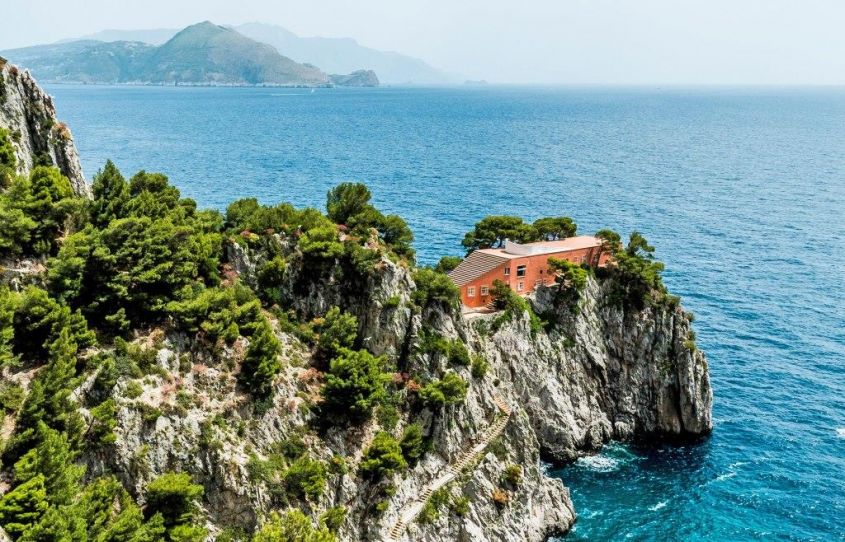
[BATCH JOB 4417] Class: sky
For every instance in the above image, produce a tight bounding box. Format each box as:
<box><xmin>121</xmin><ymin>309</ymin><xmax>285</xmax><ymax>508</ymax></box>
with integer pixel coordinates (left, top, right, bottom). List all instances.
<box><xmin>3</xmin><ymin>0</ymin><xmax>845</xmax><ymax>84</ymax></box>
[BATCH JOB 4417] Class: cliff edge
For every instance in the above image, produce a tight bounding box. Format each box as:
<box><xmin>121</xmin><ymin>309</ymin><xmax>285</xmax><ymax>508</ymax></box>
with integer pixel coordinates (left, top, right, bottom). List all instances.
<box><xmin>0</xmin><ymin>58</ymin><xmax>88</xmax><ymax>196</ymax></box>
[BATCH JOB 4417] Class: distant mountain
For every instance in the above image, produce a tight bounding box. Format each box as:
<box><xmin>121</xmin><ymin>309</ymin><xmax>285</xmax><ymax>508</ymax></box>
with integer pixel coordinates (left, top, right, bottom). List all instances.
<box><xmin>141</xmin><ymin>22</ymin><xmax>328</xmax><ymax>85</ymax></box>
<box><xmin>73</xmin><ymin>28</ymin><xmax>179</xmax><ymax>46</ymax></box>
<box><xmin>235</xmin><ymin>23</ymin><xmax>453</xmax><ymax>85</ymax></box>
<box><xmin>0</xmin><ymin>40</ymin><xmax>153</xmax><ymax>83</ymax></box>
<box><xmin>1</xmin><ymin>22</ymin><xmax>330</xmax><ymax>86</ymax></box>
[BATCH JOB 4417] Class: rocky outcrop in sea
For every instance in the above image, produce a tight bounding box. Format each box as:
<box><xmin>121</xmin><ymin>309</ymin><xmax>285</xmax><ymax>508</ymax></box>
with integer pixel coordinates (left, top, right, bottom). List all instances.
<box><xmin>330</xmin><ymin>70</ymin><xmax>380</xmax><ymax>88</ymax></box>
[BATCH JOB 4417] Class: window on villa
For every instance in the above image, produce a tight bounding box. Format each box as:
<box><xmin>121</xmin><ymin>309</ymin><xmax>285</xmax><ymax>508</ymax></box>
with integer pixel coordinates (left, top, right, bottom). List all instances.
<box><xmin>516</xmin><ymin>265</ymin><xmax>526</xmax><ymax>277</ymax></box>
<box><xmin>504</xmin><ymin>267</ymin><xmax>510</xmax><ymax>276</ymax></box>
<box><xmin>467</xmin><ymin>286</ymin><xmax>475</xmax><ymax>297</ymax></box>
<box><xmin>517</xmin><ymin>281</ymin><xmax>524</xmax><ymax>292</ymax></box>
<box><xmin>480</xmin><ymin>286</ymin><xmax>489</xmax><ymax>296</ymax></box>
<box><xmin>535</xmin><ymin>280</ymin><xmax>541</xmax><ymax>287</ymax></box>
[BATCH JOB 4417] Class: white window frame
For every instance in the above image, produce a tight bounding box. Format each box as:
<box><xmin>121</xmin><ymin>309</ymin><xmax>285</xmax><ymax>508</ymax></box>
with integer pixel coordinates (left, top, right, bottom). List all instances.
<box><xmin>504</xmin><ymin>267</ymin><xmax>510</xmax><ymax>276</ymax></box>
<box><xmin>517</xmin><ymin>281</ymin><xmax>524</xmax><ymax>292</ymax></box>
<box><xmin>516</xmin><ymin>265</ymin><xmax>527</xmax><ymax>277</ymax></box>
<box><xmin>480</xmin><ymin>286</ymin><xmax>489</xmax><ymax>296</ymax></box>
<box><xmin>467</xmin><ymin>286</ymin><xmax>475</xmax><ymax>297</ymax></box>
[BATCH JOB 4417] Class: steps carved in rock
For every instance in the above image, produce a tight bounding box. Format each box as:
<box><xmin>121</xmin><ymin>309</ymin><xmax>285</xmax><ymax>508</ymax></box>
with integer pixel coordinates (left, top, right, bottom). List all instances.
<box><xmin>384</xmin><ymin>396</ymin><xmax>512</xmax><ymax>541</ymax></box>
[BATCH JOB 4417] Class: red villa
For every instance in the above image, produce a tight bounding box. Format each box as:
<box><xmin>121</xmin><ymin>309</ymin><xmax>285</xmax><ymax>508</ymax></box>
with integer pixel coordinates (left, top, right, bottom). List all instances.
<box><xmin>448</xmin><ymin>236</ymin><xmax>610</xmax><ymax>308</ymax></box>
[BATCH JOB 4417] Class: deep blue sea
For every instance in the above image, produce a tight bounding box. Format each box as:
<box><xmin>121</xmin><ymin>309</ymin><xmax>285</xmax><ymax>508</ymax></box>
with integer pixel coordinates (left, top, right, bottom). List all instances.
<box><xmin>47</xmin><ymin>85</ymin><xmax>845</xmax><ymax>541</ymax></box>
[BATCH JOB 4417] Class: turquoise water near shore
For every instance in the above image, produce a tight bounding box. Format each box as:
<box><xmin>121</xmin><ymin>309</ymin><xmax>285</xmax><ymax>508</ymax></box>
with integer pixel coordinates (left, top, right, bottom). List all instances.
<box><xmin>47</xmin><ymin>84</ymin><xmax>845</xmax><ymax>540</ymax></box>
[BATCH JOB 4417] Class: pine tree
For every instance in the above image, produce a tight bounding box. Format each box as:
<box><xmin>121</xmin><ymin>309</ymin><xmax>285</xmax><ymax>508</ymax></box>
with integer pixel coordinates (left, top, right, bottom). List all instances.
<box><xmin>13</xmin><ymin>423</ymin><xmax>83</xmax><ymax>507</ymax></box>
<box><xmin>0</xmin><ymin>474</ymin><xmax>49</xmax><ymax>539</ymax></box>
<box><xmin>90</xmin><ymin>160</ymin><xmax>129</xmax><ymax>228</ymax></box>
<box><xmin>238</xmin><ymin>319</ymin><xmax>281</xmax><ymax>397</ymax></box>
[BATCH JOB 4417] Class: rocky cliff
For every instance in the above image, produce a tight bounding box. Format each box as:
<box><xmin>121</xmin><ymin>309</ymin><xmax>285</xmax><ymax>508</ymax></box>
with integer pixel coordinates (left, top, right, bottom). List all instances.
<box><xmin>0</xmin><ymin>58</ymin><xmax>88</xmax><ymax>196</ymax></box>
<box><xmin>73</xmin><ymin>236</ymin><xmax>710</xmax><ymax>542</ymax></box>
<box><xmin>330</xmin><ymin>70</ymin><xmax>380</xmax><ymax>88</ymax></box>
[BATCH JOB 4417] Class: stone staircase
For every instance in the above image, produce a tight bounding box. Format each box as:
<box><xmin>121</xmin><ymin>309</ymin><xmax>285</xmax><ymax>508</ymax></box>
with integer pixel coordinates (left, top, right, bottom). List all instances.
<box><xmin>385</xmin><ymin>396</ymin><xmax>513</xmax><ymax>541</ymax></box>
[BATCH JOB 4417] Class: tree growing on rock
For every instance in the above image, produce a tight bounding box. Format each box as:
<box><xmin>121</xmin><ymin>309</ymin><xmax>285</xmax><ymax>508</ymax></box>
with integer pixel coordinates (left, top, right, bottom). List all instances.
<box><xmin>320</xmin><ymin>348</ymin><xmax>389</xmax><ymax>424</ymax></box>
<box><xmin>533</xmin><ymin>216</ymin><xmax>577</xmax><ymax>240</ymax></box>
<box><xmin>360</xmin><ymin>432</ymin><xmax>407</xmax><ymax>481</ymax></box>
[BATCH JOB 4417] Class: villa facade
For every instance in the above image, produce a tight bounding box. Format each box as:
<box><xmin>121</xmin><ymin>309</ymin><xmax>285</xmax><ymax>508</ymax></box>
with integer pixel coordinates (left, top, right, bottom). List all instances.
<box><xmin>448</xmin><ymin>236</ymin><xmax>609</xmax><ymax>308</ymax></box>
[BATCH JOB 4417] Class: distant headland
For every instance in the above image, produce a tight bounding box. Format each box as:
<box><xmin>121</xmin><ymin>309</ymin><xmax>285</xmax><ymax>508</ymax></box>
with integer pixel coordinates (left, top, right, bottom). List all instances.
<box><xmin>1</xmin><ymin>21</ymin><xmax>455</xmax><ymax>88</ymax></box>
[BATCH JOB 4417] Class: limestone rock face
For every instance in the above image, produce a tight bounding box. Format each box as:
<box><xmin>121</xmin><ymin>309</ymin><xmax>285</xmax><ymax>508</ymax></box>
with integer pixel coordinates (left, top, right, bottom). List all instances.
<box><xmin>0</xmin><ymin>60</ymin><xmax>89</xmax><ymax>196</ymax></box>
<box><xmin>175</xmin><ymin>240</ymin><xmax>710</xmax><ymax>541</ymax></box>
<box><xmin>486</xmin><ymin>280</ymin><xmax>712</xmax><ymax>463</ymax></box>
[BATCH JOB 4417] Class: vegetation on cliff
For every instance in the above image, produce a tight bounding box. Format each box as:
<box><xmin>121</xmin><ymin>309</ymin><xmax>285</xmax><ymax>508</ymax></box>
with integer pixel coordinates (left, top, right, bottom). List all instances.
<box><xmin>0</xmin><ymin>121</ymin><xmax>698</xmax><ymax>541</ymax></box>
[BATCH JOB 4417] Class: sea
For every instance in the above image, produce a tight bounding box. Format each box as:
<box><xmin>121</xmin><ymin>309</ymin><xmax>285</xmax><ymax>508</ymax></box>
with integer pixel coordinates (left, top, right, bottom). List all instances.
<box><xmin>46</xmin><ymin>84</ymin><xmax>845</xmax><ymax>541</ymax></box>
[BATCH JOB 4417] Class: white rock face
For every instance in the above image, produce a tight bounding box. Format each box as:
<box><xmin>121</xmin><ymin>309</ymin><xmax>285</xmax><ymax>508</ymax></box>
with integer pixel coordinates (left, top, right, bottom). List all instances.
<box><xmin>148</xmin><ymin>242</ymin><xmax>708</xmax><ymax>542</ymax></box>
<box><xmin>0</xmin><ymin>60</ymin><xmax>89</xmax><ymax>196</ymax></box>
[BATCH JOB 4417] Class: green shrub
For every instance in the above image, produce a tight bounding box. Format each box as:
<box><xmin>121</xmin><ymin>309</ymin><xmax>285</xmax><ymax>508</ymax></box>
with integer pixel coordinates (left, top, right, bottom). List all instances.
<box><xmin>0</xmin><ymin>474</ymin><xmax>49</xmax><ymax>538</ymax></box>
<box><xmin>0</xmin><ymin>166</ymin><xmax>84</xmax><ymax>258</ymax></box>
<box><xmin>89</xmin><ymin>160</ymin><xmax>129</xmax><ymax>227</ymax></box>
<box><xmin>434</xmin><ymin>256</ymin><xmax>462</xmax><ymax>274</ymax></box>
<box><xmin>382</xmin><ymin>295</ymin><xmax>400</xmax><ymax>309</ymax></box>
<box><xmin>598</xmin><ymin>230</ymin><xmax>669</xmax><ymax>309</ymax></box>
<box><xmin>238</xmin><ymin>318</ymin><xmax>282</xmax><ymax>398</ymax></box>
<box><xmin>471</xmin><ymin>355</ymin><xmax>489</xmax><ymax>379</ymax></box>
<box><xmin>452</xmin><ymin>495</ymin><xmax>471</xmax><ymax>517</ymax></box>
<box><xmin>418</xmin><ymin>487</ymin><xmax>450</xmax><ymax>524</ymax></box>
<box><xmin>282</xmin><ymin>457</ymin><xmax>326</xmax><ymax>500</ymax></box>
<box><xmin>328</xmin><ymin>454</ymin><xmax>348</xmax><ymax>476</ymax></box>
<box><xmin>12</xmin><ymin>285</ymin><xmax>95</xmax><ymax>363</ymax></box>
<box><xmin>547</xmin><ymin>257</ymin><xmax>589</xmax><ymax>311</ymax></box>
<box><xmin>275</xmin><ymin>434</ymin><xmax>307</xmax><ymax>460</ymax></box>
<box><xmin>0</xmin><ymin>383</ymin><xmax>25</xmax><ymax>412</ymax></box>
<box><xmin>256</xmin><ymin>256</ymin><xmax>286</xmax><ymax>306</ymax></box>
<box><xmin>489</xmin><ymin>280</ymin><xmax>542</xmax><ymax>336</ymax></box>
<box><xmin>5</xmin><ymin>329</ymin><xmax>84</xmax><ymax>463</ymax></box>
<box><xmin>320</xmin><ymin>348</ymin><xmax>388</xmax><ymax>424</ymax></box>
<box><xmin>399</xmin><ymin>423</ymin><xmax>425</xmax><ymax>464</ymax></box>
<box><xmin>316</xmin><ymin>307</ymin><xmax>357</xmax><ymax>362</ymax></box>
<box><xmin>411</xmin><ymin>269</ymin><xmax>460</xmax><ymax>310</ymax></box>
<box><xmin>417</xmin><ymin>329</ymin><xmax>449</xmax><ymax>357</ymax></box>
<box><xmin>326</xmin><ymin>183</ymin><xmax>372</xmax><ymax>225</ymax></box>
<box><xmin>319</xmin><ymin>506</ymin><xmax>347</xmax><ymax>533</ymax></box>
<box><xmin>419</xmin><ymin>372</ymin><xmax>468</xmax><ymax>408</ymax></box>
<box><xmin>224</xmin><ymin>198</ymin><xmax>304</xmax><ymax>235</ymax></box>
<box><xmin>144</xmin><ymin>472</ymin><xmax>203</xmax><ymax>528</ymax></box>
<box><xmin>0</xmin><ymin>127</ymin><xmax>15</xmax><ymax>189</ymax></box>
<box><xmin>344</xmin><ymin>240</ymin><xmax>382</xmax><ymax>275</ymax></box>
<box><xmin>447</xmin><ymin>340</ymin><xmax>470</xmax><ymax>366</ymax></box>
<box><xmin>360</xmin><ymin>432</ymin><xmax>407</xmax><ymax>482</ymax></box>
<box><xmin>299</xmin><ymin>224</ymin><xmax>343</xmax><ymax>260</ymax></box>
<box><xmin>49</xmin><ymin>168</ymin><xmax>222</xmax><ymax>332</ymax></box>
<box><xmin>124</xmin><ymin>381</ymin><xmax>143</xmax><ymax>399</ymax></box>
<box><xmin>376</xmin><ymin>403</ymin><xmax>399</xmax><ymax>431</ymax></box>
<box><xmin>503</xmin><ymin>464</ymin><xmax>523</xmax><ymax>487</ymax></box>
<box><xmin>89</xmin><ymin>399</ymin><xmax>118</xmax><ymax>445</ymax></box>
<box><xmin>169</xmin><ymin>524</ymin><xmax>207</xmax><ymax>542</ymax></box>
<box><xmin>253</xmin><ymin>510</ymin><xmax>336</xmax><ymax>542</ymax></box>
<box><xmin>167</xmin><ymin>283</ymin><xmax>263</xmax><ymax>344</ymax></box>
